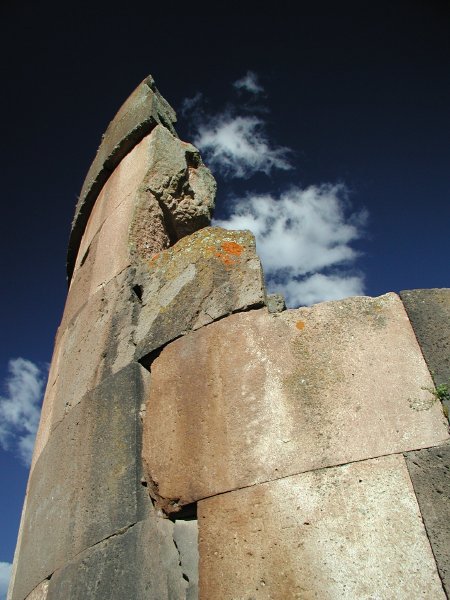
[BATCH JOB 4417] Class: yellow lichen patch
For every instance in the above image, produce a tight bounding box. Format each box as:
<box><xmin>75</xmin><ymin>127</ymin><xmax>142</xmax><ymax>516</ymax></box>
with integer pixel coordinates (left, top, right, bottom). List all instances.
<box><xmin>295</xmin><ymin>320</ymin><xmax>305</xmax><ymax>330</ymax></box>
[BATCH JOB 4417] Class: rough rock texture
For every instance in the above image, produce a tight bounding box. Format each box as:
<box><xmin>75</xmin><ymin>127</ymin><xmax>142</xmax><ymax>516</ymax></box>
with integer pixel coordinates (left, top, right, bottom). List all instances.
<box><xmin>142</xmin><ymin>295</ymin><xmax>449</xmax><ymax>509</ymax></box>
<box><xmin>400</xmin><ymin>288</ymin><xmax>450</xmax><ymax>418</ymax></box>
<box><xmin>266</xmin><ymin>293</ymin><xmax>286</xmax><ymax>313</ymax></box>
<box><xmin>68</xmin><ymin>75</ymin><xmax>177</xmax><ymax>281</ymax></box>
<box><xmin>173</xmin><ymin>521</ymin><xmax>199</xmax><ymax>600</ymax></box>
<box><xmin>131</xmin><ymin>124</ymin><xmax>216</xmax><ymax>246</ymax></box>
<box><xmin>198</xmin><ymin>455</ymin><xmax>445</xmax><ymax>600</ymax></box>
<box><xmin>405</xmin><ymin>443</ymin><xmax>450</xmax><ymax>595</ymax></box>
<box><xmin>134</xmin><ymin>227</ymin><xmax>265</xmax><ymax>360</ymax></box>
<box><xmin>11</xmin><ymin>364</ymin><xmax>147</xmax><ymax>600</ymax></box>
<box><xmin>46</xmin><ymin>516</ymin><xmax>187</xmax><ymax>600</ymax></box>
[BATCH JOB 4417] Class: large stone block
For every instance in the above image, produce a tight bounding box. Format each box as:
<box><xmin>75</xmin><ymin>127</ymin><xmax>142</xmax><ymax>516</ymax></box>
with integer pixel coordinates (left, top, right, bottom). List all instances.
<box><xmin>45</xmin><ymin>515</ymin><xmax>187</xmax><ymax>600</ymax></box>
<box><xmin>10</xmin><ymin>364</ymin><xmax>148</xmax><ymax>600</ymax></box>
<box><xmin>68</xmin><ymin>75</ymin><xmax>177</xmax><ymax>281</ymax></box>
<box><xmin>198</xmin><ymin>455</ymin><xmax>445</xmax><ymax>599</ymax></box>
<box><xmin>142</xmin><ymin>294</ymin><xmax>449</xmax><ymax>509</ymax></box>
<box><xmin>400</xmin><ymin>289</ymin><xmax>450</xmax><ymax>417</ymax></box>
<box><xmin>405</xmin><ymin>443</ymin><xmax>450</xmax><ymax>596</ymax></box>
<box><xmin>134</xmin><ymin>227</ymin><xmax>265</xmax><ymax>360</ymax></box>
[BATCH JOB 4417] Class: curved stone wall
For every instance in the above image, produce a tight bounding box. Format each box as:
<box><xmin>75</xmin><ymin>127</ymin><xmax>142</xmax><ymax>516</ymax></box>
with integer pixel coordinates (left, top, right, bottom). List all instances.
<box><xmin>9</xmin><ymin>77</ymin><xmax>450</xmax><ymax>600</ymax></box>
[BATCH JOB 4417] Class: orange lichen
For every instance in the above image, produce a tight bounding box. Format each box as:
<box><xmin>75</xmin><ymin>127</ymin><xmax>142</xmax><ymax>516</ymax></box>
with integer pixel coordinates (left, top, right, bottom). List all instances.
<box><xmin>295</xmin><ymin>321</ymin><xmax>305</xmax><ymax>330</ymax></box>
<box><xmin>220</xmin><ymin>241</ymin><xmax>244</xmax><ymax>255</ymax></box>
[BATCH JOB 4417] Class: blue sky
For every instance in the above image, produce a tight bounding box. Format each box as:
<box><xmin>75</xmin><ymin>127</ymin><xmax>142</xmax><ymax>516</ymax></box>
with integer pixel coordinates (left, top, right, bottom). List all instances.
<box><xmin>1</xmin><ymin>3</ymin><xmax>449</xmax><ymax>596</ymax></box>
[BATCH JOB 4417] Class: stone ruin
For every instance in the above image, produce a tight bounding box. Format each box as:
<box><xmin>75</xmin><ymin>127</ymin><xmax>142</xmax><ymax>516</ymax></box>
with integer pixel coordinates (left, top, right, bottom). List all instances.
<box><xmin>8</xmin><ymin>76</ymin><xmax>450</xmax><ymax>599</ymax></box>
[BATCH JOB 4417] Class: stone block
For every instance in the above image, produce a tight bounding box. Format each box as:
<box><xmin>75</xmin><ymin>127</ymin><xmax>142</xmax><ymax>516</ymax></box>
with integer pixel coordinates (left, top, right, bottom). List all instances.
<box><xmin>142</xmin><ymin>294</ymin><xmax>449</xmax><ymax>509</ymax></box>
<box><xmin>134</xmin><ymin>227</ymin><xmax>265</xmax><ymax>360</ymax></box>
<box><xmin>400</xmin><ymin>288</ymin><xmax>450</xmax><ymax>417</ymax></box>
<box><xmin>68</xmin><ymin>75</ymin><xmax>177</xmax><ymax>281</ymax></box>
<box><xmin>45</xmin><ymin>515</ymin><xmax>187</xmax><ymax>600</ymax></box>
<box><xmin>198</xmin><ymin>455</ymin><xmax>445</xmax><ymax>599</ymax></box>
<box><xmin>10</xmin><ymin>364</ymin><xmax>147</xmax><ymax>600</ymax></box>
<box><xmin>405</xmin><ymin>443</ymin><xmax>450</xmax><ymax>595</ymax></box>
<box><xmin>50</xmin><ymin>269</ymin><xmax>139</xmax><ymax>429</ymax></box>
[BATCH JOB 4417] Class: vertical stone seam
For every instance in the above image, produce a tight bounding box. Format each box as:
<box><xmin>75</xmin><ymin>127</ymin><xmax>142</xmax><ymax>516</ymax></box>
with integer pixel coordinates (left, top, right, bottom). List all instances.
<box><xmin>403</xmin><ymin>453</ymin><xmax>449</xmax><ymax>599</ymax></box>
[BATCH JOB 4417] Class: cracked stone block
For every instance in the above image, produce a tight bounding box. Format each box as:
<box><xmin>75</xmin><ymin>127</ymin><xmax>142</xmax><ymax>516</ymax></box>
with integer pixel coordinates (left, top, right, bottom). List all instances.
<box><xmin>400</xmin><ymin>289</ymin><xmax>450</xmax><ymax>418</ymax></box>
<box><xmin>173</xmin><ymin>520</ymin><xmax>199</xmax><ymax>600</ymax></box>
<box><xmin>68</xmin><ymin>75</ymin><xmax>177</xmax><ymax>281</ymax></box>
<box><xmin>46</xmin><ymin>515</ymin><xmax>187</xmax><ymax>600</ymax></box>
<box><xmin>198</xmin><ymin>455</ymin><xmax>445</xmax><ymax>600</ymax></box>
<box><xmin>405</xmin><ymin>443</ymin><xmax>450</xmax><ymax>595</ymax></box>
<box><xmin>10</xmin><ymin>364</ymin><xmax>147</xmax><ymax>600</ymax></box>
<box><xmin>142</xmin><ymin>295</ymin><xmax>449</xmax><ymax>509</ymax></box>
<box><xmin>134</xmin><ymin>227</ymin><xmax>265</xmax><ymax>360</ymax></box>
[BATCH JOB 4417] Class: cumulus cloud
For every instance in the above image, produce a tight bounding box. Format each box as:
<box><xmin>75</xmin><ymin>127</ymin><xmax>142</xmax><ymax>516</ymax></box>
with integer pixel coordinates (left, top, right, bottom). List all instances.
<box><xmin>214</xmin><ymin>185</ymin><xmax>367</xmax><ymax>307</ymax></box>
<box><xmin>194</xmin><ymin>114</ymin><xmax>292</xmax><ymax>178</ymax></box>
<box><xmin>0</xmin><ymin>358</ymin><xmax>46</xmax><ymax>466</ymax></box>
<box><xmin>0</xmin><ymin>562</ymin><xmax>12</xmax><ymax>600</ymax></box>
<box><xmin>233</xmin><ymin>71</ymin><xmax>264</xmax><ymax>94</ymax></box>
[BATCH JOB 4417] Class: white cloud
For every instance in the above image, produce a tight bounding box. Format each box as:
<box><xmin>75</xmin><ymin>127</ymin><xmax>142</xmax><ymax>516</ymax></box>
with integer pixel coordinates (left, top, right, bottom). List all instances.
<box><xmin>277</xmin><ymin>273</ymin><xmax>365</xmax><ymax>307</ymax></box>
<box><xmin>233</xmin><ymin>71</ymin><xmax>264</xmax><ymax>94</ymax></box>
<box><xmin>194</xmin><ymin>114</ymin><xmax>292</xmax><ymax>178</ymax></box>
<box><xmin>214</xmin><ymin>184</ymin><xmax>367</xmax><ymax>307</ymax></box>
<box><xmin>0</xmin><ymin>562</ymin><xmax>12</xmax><ymax>600</ymax></box>
<box><xmin>0</xmin><ymin>358</ymin><xmax>46</xmax><ymax>466</ymax></box>
<box><xmin>180</xmin><ymin>92</ymin><xmax>203</xmax><ymax>117</ymax></box>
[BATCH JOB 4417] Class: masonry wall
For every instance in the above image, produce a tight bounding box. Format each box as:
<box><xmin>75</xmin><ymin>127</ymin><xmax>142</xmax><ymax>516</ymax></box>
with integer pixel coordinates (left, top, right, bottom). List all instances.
<box><xmin>9</xmin><ymin>77</ymin><xmax>450</xmax><ymax>600</ymax></box>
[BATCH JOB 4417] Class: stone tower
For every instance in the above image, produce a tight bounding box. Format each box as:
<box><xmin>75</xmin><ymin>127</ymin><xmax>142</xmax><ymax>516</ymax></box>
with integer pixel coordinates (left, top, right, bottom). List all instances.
<box><xmin>8</xmin><ymin>77</ymin><xmax>450</xmax><ymax>599</ymax></box>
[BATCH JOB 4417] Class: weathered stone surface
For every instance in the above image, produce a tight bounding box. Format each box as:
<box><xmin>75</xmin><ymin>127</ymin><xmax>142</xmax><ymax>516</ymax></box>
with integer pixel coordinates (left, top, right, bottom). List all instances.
<box><xmin>49</xmin><ymin>269</ymin><xmax>140</xmax><ymax>429</ymax></box>
<box><xmin>266</xmin><ymin>293</ymin><xmax>286</xmax><ymax>313</ymax></box>
<box><xmin>136</xmin><ymin>124</ymin><xmax>216</xmax><ymax>242</ymax></box>
<box><xmin>400</xmin><ymin>288</ymin><xmax>450</xmax><ymax>417</ymax></box>
<box><xmin>66</xmin><ymin>126</ymin><xmax>216</xmax><ymax>316</ymax></box>
<box><xmin>198</xmin><ymin>455</ymin><xmax>445</xmax><ymax>599</ymax></box>
<box><xmin>142</xmin><ymin>294</ymin><xmax>449</xmax><ymax>509</ymax></box>
<box><xmin>68</xmin><ymin>75</ymin><xmax>177</xmax><ymax>281</ymax></box>
<box><xmin>134</xmin><ymin>227</ymin><xmax>265</xmax><ymax>360</ymax></box>
<box><xmin>46</xmin><ymin>515</ymin><xmax>187</xmax><ymax>600</ymax></box>
<box><xmin>10</xmin><ymin>364</ymin><xmax>147</xmax><ymax>600</ymax></box>
<box><xmin>173</xmin><ymin>520</ymin><xmax>199</xmax><ymax>600</ymax></box>
<box><xmin>405</xmin><ymin>443</ymin><xmax>450</xmax><ymax>595</ymax></box>
<box><xmin>24</xmin><ymin>580</ymin><xmax>49</xmax><ymax>600</ymax></box>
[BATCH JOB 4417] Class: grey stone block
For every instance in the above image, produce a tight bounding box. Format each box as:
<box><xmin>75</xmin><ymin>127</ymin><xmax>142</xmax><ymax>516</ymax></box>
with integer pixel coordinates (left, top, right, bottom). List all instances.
<box><xmin>405</xmin><ymin>443</ymin><xmax>450</xmax><ymax>596</ymax></box>
<box><xmin>46</xmin><ymin>515</ymin><xmax>187</xmax><ymax>600</ymax></box>
<box><xmin>10</xmin><ymin>364</ymin><xmax>148</xmax><ymax>600</ymax></box>
<box><xmin>400</xmin><ymin>289</ymin><xmax>450</xmax><ymax>417</ymax></box>
<box><xmin>173</xmin><ymin>520</ymin><xmax>199</xmax><ymax>600</ymax></box>
<box><xmin>68</xmin><ymin>75</ymin><xmax>177</xmax><ymax>282</ymax></box>
<box><xmin>134</xmin><ymin>227</ymin><xmax>266</xmax><ymax>361</ymax></box>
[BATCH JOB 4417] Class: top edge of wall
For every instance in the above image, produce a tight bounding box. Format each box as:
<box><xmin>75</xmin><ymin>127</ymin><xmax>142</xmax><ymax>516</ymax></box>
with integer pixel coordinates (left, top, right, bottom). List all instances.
<box><xmin>66</xmin><ymin>75</ymin><xmax>178</xmax><ymax>283</ymax></box>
